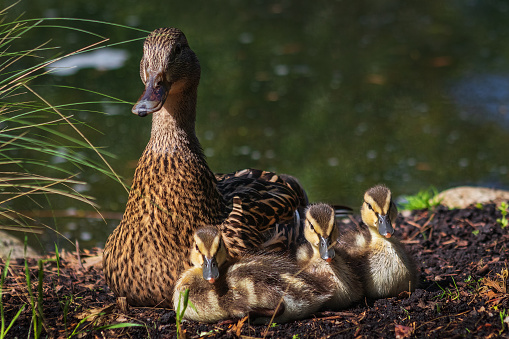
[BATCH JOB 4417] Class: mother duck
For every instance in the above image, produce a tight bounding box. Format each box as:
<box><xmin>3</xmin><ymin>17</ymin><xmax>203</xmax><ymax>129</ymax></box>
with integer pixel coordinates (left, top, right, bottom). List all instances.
<box><xmin>103</xmin><ymin>27</ymin><xmax>305</xmax><ymax>308</ymax></box>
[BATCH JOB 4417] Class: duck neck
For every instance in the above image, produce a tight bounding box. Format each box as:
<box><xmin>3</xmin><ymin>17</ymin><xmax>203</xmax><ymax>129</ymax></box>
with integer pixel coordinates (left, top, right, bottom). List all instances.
<box><xmin>149</xmin><ymin>85</ymin><xmax>199</xmax><ymax>151</ymax></box>
<box><xmin>135</xmin><ymin>83</ymin><xmax>225</xmax><ymax>227</ymax></box>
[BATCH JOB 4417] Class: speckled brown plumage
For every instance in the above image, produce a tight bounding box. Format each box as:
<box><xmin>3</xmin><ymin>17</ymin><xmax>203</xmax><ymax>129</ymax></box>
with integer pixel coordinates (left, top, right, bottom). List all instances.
<box><xmin>103</xmin><ymin>28</ymin><xmax>303</xmax><ymax>308</ymax></box>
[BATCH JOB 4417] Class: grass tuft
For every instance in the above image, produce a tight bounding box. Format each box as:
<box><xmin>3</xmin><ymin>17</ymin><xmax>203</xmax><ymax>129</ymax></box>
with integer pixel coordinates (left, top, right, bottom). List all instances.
<box><xmin>400</xmin><ymin>186</ymin><xmax>442</xmax><ymax>211</ymax></box>
<box><xmin>500</xmin><ymin>308</ymin><xmax>508</xmax><ymax>334</ymax></box>
<box><xmin>434</xmin><ymin>277</ymin><xmax>460</xmax><ymax>301</ymax></box>
<box><xmin>497</xmin><ymin>202</ymin><xmax>508</xmax><ymax>229</ymax></box>
<box><xmin>0</xmin><ymin>1</ymin><xmax>135</xmax><ymax>251</ymax></box>
<box><xmin>175</xmin><ymin>288</ymin><xmax>197</xmax><ymax>338</ymax></box>
<box><xmin>0</xmin><ymin>251</ymin><xmax>26</xmax><ymax>339</ymax></box>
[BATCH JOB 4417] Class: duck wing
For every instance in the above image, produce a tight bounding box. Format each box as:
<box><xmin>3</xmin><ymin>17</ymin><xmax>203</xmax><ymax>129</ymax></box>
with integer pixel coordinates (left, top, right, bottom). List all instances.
<box><xmin>216</xmin><ymin>169</ymin><xmax>305</xmax><ymax>256</ymax></box>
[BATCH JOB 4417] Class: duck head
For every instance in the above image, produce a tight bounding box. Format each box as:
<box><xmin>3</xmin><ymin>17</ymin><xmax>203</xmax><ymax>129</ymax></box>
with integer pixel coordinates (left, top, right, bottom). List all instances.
<box><xmin>303</xmin><ymin>203</ymin><xmax>338</xmax><ymax>262</ymax></box>
<box><xmin>191</xmin><ymin>226</ymin><xmax>227</xmax><ymax>284</ymax></box>
<box><xmin>132</xmin><ymin>27</ymin><xmax>200</xmax><ymax>117</ymax></box>
<box><xmin>361</xmin><ymin>185</ymin><xmax>398</xmax><ymax>238</ymax></box>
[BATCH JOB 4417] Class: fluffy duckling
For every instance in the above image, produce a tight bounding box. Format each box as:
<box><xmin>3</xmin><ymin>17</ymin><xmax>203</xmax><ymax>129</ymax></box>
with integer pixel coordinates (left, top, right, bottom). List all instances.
<box><xmin>173</xmin><ymin>226</ymin><xmax>231</xmax><ymax>322</ymax></box>
<box><xmin>296</xmin><ymin>203</ymin><xmax>363</xmax><ymax>309</ymax></box>
<box><xmin>174</xmin><ymin>223</ymin><xmax>333</xmax><ymax>323</ymax></box>
<box><xmin>346</xmin><ymin>185</ymin><xmax>418</xmax><ymax>299</ymax></box>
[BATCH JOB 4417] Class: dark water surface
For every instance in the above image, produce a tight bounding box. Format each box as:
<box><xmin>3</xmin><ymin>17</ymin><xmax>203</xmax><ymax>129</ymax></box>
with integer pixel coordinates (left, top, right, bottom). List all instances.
<box><xmin>6</xmin><ymin>1</ymin><xmax>509</xmax><ymax>251</ymax></box>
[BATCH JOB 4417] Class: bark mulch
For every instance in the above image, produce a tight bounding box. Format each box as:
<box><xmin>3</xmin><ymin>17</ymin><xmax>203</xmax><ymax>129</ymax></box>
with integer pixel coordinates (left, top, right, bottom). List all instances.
<box><xmin>1</xmin><ymin>203</ymin><xmax>508</xmax><ymax>338</ymax></box>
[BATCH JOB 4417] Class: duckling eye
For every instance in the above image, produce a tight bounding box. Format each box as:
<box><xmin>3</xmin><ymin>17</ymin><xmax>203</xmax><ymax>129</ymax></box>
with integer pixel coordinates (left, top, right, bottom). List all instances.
<box><xmin>366</xmin><ymin>202</ymin><xmax>373</xmax><ymax>211</ymax></box>
<box><xmin>307</xmin><ymin>220</ymin><xmax>314</xmax><ymax>231</ymax></box>
<box><xmin>195</xmin><ymin>244</ymin><xmax>199</xmax><ymax>252</ymax></box>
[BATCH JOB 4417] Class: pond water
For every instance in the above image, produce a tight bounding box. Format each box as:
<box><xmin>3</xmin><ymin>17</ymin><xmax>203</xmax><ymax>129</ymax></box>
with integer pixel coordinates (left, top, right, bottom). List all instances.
<box><xmin>4</xmin><ymin>0</ymin><xmax>509</xmax><ymax>252</ymax></box>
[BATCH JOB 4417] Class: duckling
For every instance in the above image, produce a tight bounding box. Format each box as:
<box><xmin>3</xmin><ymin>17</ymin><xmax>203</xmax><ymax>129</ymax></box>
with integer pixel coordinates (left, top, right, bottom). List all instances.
<box><xmin>103</xmin><ymin>28</ymin><xmax>306</xmax><ymax>308</ymax></box>
<box><xmin>175</xmin><ymin>204</ymin><xmax>332</xmax><ymax>323</ymax></box>
<box><xmin>296</xmin><ymin>203</ymin><xmax>363</xmax><ymax>309</ymax></box>
<box><xmin>173</xmin><ymin>226</ymin><xmax>232</xmax><ymax>322</ymax></box>
<box><xmin>344</xmin><ymin>185</ymin><xmax>418</xmax><ymax>299</ymax></box>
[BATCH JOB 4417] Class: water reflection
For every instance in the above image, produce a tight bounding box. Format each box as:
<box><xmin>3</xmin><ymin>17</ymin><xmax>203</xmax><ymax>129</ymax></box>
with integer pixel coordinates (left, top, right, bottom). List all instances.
<box><xmin>451</xmin><ymin>74</ymin><xmax>509</xmax><ymax>126</ymax></box>
<box><xmin>5</xmin><ymin>0</ymin><xmax>509</xmax><ymax>252</ymax></box>
<box><xmin>47</xmin><ymin>48</ymin><xmax>129</xmax><ymax>76</ymax></box>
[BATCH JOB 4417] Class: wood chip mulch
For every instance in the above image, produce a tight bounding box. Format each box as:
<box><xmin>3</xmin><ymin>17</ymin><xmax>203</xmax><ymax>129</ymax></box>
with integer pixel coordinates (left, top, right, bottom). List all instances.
<box><xmin>1</xmin><ymin>203</ymin><xmax>508</xmax><ymax>338</ymax></box>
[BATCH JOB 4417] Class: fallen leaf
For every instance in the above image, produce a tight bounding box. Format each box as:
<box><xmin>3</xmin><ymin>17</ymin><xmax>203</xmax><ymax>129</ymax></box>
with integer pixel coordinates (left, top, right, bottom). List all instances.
<box><xmin>82</xmin><ymin>255</ymin><xmax>103</xmax><ymax>269</ymax></box>
<box><xmin>395</xmin><ymin>324</ymin><xmax>413</xmax><ymax>339</ymax></box>
<box><xmin>456</xmin><ymin>240</ymin><xmax>469</xmax><ymax>247</ymax></box>
<box><xmin>232</xmin><ymin>315</ymin><xmax>248</xmax><ymax>337</ymax></box>
<box><xmin>76</xmin><ymin>304</ymin><xmax>115</xmax><ymax>321</ymax></box>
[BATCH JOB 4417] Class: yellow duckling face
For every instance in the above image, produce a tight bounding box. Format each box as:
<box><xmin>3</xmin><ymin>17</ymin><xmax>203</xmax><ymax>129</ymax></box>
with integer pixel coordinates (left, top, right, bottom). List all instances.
<box><xmin>132</xmin><ymin>27</ymin><xmax>200</xmax><ymax>117</ymax></box>
<box><xmin>361</xmin><ymin>185</ymin><xmax>398</xmax><ymax>238</ymax></box>
<box><xmin>304</xmin><ymin>204</ymin><xmax>338</xmax><ymax>262</ymax></box>
<box><xmin>191</xmin><ymin>226</ymin><xmax>227</xmax><ymax>284</ymax></box>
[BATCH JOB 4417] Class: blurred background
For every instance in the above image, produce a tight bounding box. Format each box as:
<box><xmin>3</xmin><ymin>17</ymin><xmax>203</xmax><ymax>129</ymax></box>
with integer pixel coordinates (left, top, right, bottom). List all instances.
<box><xmin>4</xmin><ymin>0</ymin><xmax>509</xmax><ymax>252</ymax></box>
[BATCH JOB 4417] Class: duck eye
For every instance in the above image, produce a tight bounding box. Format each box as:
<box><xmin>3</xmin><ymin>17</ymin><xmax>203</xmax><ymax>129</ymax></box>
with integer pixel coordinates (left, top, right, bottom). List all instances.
<box><xmin>366</xmin><ymin>202</ymin><xmax>373</xmax><ymax>211</ymax></box>
<box><xmin>175</xmin><ymin>43</ymin><xmax>182</xmax><ymax>55</ymax></box>
<box><xmin>195</xmin><ymin>244</ymin><xmax>199</xmax><ymax>252</ymax></box>
<box><xmin>169</xmin><ymin>43</ymin><xmax>182</xmax><ymax>63</ymax></box>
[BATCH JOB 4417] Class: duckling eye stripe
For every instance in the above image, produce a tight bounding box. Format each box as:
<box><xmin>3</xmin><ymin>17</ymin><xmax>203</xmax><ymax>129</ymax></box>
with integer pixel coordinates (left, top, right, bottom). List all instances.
<box><xmin>306</xmin><ymin>218</ymin><xmax>317</xmax><ymax>232</ymax></box>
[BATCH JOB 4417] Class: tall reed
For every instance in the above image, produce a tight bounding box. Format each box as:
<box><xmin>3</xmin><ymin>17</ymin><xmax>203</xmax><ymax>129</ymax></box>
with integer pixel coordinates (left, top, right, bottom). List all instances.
<box><xmin>0</xmin><ymin>3</ymin><xmax>145</xmax><ymax>249</ymax></box>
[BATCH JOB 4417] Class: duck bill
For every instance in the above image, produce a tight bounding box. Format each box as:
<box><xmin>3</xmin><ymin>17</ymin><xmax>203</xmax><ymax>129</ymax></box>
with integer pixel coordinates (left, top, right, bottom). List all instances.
<box><xmin>202</xmin><ymin>256</ymin><xmax>219</xmax><ymax>284</ymax></box>
<box><xmin>319</xmin><ymin>236</ymin><xmax>335</xmax><ymax>262</ymax></box>
<box><xmin>132</xmin><ymin>73</ymin><xmax>169</xmax><ymax>117</ymax></box>
<box><xmin>377</xmin><ymin>214</ymin><xmax>395</xmax><ymax>238</ymax></box>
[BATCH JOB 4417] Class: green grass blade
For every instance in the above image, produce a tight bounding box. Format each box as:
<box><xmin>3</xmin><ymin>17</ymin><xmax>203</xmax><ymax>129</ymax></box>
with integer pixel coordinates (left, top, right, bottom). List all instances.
<box><xmin>94</xmin><ymin>323</ymin><xmax>143</xmax><ymax>331</ymax></box>
<box><xmin>3</xmin><ymin>304</ymin><xmax>26</xmax><ymax>336</ymax></box>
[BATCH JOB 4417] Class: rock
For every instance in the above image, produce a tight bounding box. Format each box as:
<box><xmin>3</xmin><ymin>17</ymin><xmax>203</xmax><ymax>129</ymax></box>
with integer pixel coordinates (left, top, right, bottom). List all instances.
<box><xmin>437</xmin><ymin>186</ymin><xmax>509</xmax><ymax>209</ymax></box>
<box><xmin>0</xmin><ymin>231</ymin><xmax>40</xmax><ymax>259</ymax></box>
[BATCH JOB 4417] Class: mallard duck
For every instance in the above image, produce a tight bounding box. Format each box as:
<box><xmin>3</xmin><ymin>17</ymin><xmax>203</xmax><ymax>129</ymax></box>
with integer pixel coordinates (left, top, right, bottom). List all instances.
<box><xmin>296</xmin><ymin>203</ymin><xmax>363</xmax><ymax>309</ymax></box>
<box><xmin>174</xmin><ymin>213</ymin><xmax>333</xmax><ymax>323</ymax></box>
<box><xmin>342</xmin><ymin>185</ymin><xmax>418</xmax><ymax>299</ymax></box>
<box><xmin>103</xmin><ymin>28</ymin><xmax>305</xmax><ymax>308</ymax></box>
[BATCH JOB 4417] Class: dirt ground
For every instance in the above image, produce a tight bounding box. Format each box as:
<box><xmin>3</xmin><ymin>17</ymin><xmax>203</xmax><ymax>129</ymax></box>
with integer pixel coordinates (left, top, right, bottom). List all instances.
<box><xmin>1</xmin><ymin>203</ymin><xmax>508</xmax><ymax>338</ymax></box>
